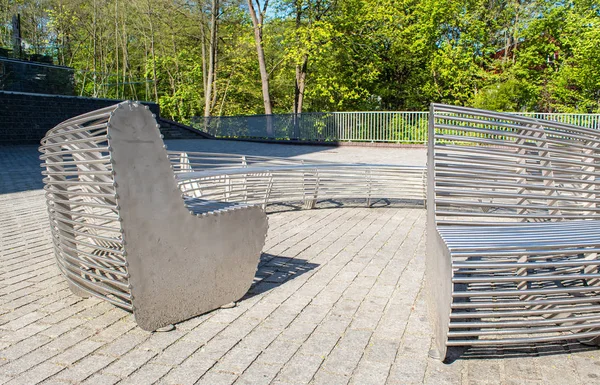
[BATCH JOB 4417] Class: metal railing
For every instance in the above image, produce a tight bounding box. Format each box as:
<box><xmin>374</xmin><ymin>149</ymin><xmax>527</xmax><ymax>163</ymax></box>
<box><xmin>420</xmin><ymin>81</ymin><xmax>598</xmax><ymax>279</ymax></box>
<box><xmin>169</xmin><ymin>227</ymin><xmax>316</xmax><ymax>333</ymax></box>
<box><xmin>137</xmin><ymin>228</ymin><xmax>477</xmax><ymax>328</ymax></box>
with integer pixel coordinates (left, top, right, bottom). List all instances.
<box><xmin>192</xmin><ymin>111</ymin><xmax>600</xmax><ymax>144</ymax></box>
<box><xmin>0</xmin><ymin>57</ymin><xmax>75</xmax><ymax>95</ymax></box>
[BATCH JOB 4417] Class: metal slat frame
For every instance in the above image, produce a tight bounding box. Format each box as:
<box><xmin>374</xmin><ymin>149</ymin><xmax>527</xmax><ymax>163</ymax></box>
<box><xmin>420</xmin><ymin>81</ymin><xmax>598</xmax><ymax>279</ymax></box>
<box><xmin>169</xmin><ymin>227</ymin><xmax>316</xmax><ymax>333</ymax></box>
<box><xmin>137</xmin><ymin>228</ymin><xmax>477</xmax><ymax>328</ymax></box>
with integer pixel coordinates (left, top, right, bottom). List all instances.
<box><xmin>40</xmin><ymin>109</ymin><xmax>131</xmax><ymax>309</ymax></box>
<box><xmin>426</xmin><ymin>103</ymin><xmax>600</xmax><ymax>360</ymax></box>
<box><xmin>168</xmin><ymin>152</ymin><xmax>427</xmax><ymax>209</ymax></box>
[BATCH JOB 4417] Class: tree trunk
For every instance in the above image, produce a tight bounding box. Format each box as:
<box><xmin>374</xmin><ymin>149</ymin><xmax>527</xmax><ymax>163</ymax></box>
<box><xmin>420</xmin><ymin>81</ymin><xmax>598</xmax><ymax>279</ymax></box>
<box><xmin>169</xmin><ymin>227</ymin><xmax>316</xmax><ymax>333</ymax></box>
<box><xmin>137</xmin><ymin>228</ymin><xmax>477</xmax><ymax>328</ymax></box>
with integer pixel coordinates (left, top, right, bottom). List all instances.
<box><xmin>294</xmin><ymin>56</ymin><xmax>308</xmax><ymax>114</ymax></box>
<box><xmin>292</xmin><ymin>0</ymin><xmax>307</xmax><ymax>139</ymax></box>
<box><xmin>293</xmin><ymin>0</ymin><xmax>305</xmax><ymax>115</ymax></box>
<box><xmin>200</xmin><ymin>11</ymin><xmax>207</xmax><ymax>108</ymax></box>
<box><xmin>115</xmin><ymin>0</ymin><xmax>119</xmax><ymax>99</ymax></box>
<box><xmin>204</xmin><ymin>0</ymin><xmax>219</xmax><ymax>117</ymax></box>
<box><xmin>146</xmin><ymin>0</ymin><xmax>159</xmax><ymax>103</ymax></box>
<box><xmin>247</xmin><ymin>0</ymin><xmax>273</xmax><ymax>135</ymax></box>
<box><xmin>92</xmin><ymin>0</ymin><xmax>97</xmax><ymax>96</ymax></box>
<box><xmin>210</xmin><ymin>19</ymin><xmax>219</xmax><ymax>112</ymax></box>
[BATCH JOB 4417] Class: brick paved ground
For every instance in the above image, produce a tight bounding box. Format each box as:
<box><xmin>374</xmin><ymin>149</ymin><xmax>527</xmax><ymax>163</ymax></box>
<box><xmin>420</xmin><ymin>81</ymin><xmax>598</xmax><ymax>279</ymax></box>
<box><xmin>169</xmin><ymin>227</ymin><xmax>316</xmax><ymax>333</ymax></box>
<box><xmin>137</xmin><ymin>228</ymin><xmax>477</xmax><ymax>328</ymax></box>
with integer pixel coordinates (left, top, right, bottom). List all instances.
<box><xmin>1</xmin><ymin>143</ymin><xmax>599</xmax><ymax>385</ymax></box>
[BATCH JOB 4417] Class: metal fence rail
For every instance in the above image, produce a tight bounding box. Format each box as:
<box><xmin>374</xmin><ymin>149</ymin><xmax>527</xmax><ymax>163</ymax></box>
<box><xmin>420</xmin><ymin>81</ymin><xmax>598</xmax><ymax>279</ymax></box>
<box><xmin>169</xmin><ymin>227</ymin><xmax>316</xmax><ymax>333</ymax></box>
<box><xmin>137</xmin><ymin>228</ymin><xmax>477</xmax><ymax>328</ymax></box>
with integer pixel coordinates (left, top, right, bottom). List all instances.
<box><xmin>0</xmin><ymin>57</ymin><xmax>75</xmax><ymax>95</ymax></box>
<box><xmin>192</xmin><ymin>111</ymin><xmax>600</xmax><ymax>144</ymax></box>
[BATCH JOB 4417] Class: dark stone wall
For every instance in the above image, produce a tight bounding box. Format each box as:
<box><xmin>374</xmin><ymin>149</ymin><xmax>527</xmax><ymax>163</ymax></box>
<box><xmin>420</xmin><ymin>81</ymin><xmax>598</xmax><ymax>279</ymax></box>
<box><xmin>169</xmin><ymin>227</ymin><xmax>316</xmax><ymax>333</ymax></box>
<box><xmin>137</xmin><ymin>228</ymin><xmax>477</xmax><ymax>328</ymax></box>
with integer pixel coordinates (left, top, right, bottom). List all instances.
<box><xmin>0</xmin><ymin>91</ymin><xmax>161</xmax><ymax>144</ymax></box>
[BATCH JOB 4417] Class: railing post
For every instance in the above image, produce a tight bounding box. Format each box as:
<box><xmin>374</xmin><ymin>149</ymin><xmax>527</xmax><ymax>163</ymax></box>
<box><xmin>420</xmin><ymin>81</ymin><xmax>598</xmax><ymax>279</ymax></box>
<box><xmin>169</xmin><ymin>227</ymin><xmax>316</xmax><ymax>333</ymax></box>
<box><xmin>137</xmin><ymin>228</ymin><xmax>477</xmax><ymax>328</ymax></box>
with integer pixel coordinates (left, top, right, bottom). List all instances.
<box><xmin>241</xmin><ymin>155</ymin><xmax>248</xmax><ymax>203</ymax></box>
<box><xmin>262</xmin><ymin>172</ymin><xmax>273</xmax><ymax>210</ymax></box>
<box><xmin>302</xmin><ymin>160</ymin><xmax>318</xmax><ymax>209</ymax></box>
<box><xmin>366</xmin><ymin>168</ymin><xmax>372</xmax><ymax>207</ymax></box>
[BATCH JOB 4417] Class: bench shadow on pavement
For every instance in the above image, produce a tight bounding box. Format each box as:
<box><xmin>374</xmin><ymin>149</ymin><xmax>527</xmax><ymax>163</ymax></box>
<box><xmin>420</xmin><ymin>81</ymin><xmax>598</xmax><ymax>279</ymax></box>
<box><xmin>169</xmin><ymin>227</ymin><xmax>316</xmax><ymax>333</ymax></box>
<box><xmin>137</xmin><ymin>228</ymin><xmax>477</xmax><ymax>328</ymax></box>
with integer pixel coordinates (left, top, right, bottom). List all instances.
<box><xmin>242</xmin><ymin>253</ymin><xmax>319</xmax><ymax>299</ymax></box>
<box><xmin>445</xmin><ymin>341</ymin><xmax>598</xmax><ymax>363</ymax></box>
<box><xmin>266</xmin><ymin>198</ymin><xmax>423</xmax><ymax>214</ymax></box>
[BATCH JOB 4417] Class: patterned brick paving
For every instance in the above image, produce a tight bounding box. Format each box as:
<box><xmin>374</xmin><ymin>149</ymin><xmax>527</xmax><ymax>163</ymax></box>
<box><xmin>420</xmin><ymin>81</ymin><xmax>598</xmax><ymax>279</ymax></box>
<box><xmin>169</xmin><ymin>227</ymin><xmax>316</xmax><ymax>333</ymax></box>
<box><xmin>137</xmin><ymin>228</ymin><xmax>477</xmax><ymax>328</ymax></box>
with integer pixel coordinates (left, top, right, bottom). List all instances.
<box><xmin>1</xmin><ymin>143</ymin><xmax>598</xmax><ymax>384</ymax></box>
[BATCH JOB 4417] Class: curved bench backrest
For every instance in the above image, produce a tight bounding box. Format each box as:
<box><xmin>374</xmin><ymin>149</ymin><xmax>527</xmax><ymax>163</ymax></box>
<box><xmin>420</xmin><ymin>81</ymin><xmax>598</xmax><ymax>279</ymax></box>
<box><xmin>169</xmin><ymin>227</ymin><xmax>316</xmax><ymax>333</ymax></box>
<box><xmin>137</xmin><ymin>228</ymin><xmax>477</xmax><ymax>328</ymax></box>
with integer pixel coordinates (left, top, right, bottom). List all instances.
<box><xmin>40</xmin><ymin>101</ymin><xmax>186</xmax><ymax>311</ymax></box>
<box><xmin>429</xmin><ymin>104</ymin><xmax>600</xmax><ymax>225</ymax></box>
<box><xmin>40</xmin><ymin>104</ymin><xmax>132</xmax><ymax>309</ymax></box>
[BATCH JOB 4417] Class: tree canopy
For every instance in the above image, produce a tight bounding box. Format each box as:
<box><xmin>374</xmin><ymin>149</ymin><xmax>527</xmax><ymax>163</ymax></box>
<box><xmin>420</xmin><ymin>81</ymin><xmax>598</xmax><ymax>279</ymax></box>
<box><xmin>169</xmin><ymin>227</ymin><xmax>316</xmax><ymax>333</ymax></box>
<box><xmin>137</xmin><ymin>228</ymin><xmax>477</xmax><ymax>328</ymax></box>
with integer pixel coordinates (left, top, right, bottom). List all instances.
<box><xmin>1</xmin><ymin>0</ymin><xmax>599</xmax><ymax>121</ymax></box>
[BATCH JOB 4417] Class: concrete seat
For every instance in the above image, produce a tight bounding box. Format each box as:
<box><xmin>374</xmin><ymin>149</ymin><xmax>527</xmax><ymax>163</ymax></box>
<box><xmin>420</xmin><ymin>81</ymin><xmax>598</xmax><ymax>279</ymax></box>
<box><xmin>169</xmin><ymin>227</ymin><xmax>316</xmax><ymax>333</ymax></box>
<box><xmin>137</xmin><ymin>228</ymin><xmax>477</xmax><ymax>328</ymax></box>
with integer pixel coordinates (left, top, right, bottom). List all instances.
<box><xmin>39</xmin><ymin>101</ymin><xmax>268</xmax><ymax>331</ymax></box>
<box><xmin>427</xmin><ymin>104</ymin><xmax>600</xmax><ymax>360</ymax></box>
<box><xmin>438</xmin><ymin>220</ymin><xmax>600</xmax><ymax>254</ymax></box>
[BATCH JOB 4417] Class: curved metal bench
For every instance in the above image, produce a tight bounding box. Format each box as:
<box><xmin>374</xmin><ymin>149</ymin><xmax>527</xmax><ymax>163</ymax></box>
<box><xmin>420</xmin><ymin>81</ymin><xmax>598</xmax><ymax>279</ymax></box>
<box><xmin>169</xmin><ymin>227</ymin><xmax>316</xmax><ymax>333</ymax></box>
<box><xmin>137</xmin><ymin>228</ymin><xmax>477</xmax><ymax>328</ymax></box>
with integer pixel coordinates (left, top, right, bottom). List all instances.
<box><xmin>427</xmin><ymin>104</ymin><xmax>600</xmax><ymax>360</ymax></box>
<box><xmin>167</xmin><ymin>152</ymin><xmax>426</xmax><ymax>209</ymax></box>
<box><xmin>39</xmin><ymin>102</ymin><xmax>268</xmax><ymax>331</ymax></box>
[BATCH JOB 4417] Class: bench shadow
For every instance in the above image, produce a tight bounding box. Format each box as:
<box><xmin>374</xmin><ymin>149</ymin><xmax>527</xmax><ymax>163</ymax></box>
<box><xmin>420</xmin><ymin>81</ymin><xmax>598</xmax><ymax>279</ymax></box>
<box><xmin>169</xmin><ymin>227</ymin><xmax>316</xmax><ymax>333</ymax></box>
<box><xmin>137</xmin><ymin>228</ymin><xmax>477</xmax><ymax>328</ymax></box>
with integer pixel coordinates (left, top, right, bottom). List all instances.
<box><xmin>265</xmin><ymin>198</ymin><xmax>424</xmax><ymax>214</ymax></box>
<box><xmin>445</xmin><ymin>341</ymin><xmax>599</xmax><ymax>363</ymax></box>
<box><xmin>241</xmin><ymin>253</ymin><xmax>319</xmax><ymax>299</ymax></box>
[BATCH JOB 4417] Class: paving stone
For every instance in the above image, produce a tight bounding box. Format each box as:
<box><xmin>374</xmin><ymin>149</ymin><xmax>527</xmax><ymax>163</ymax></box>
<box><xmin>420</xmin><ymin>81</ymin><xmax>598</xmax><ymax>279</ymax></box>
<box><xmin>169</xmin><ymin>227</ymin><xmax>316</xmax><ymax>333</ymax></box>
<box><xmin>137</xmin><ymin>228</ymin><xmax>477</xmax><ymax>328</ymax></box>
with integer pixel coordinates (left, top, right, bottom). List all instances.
<box><xmin>0</xmin><ymin>334</ymin><xmax>51</xmax><ymax>361</ymax></box>
<box><xmin>504</xmin><ymin>355</ymin><xmax>542</xmax><ymax>384</ymax></box>
<box><xmin>119</xmin><ymin>363</ymin><xmax>172</xmax><ymax>385</ymax></box>
<box><xmin>423</xmin><ymin>358</ymin><xmax>463</xmax><ymax>385</ymax></box>
<box><xmin>387</xmin><ymin>357</ymin><xmax>427</xmax><ymax>384</ymax></box>
<box><xmin>87</xmin><ymin>318</ymin><xmax>135</xmax><ymax>343</ymax></box>
<box><xmin>39</xmin><ymin>378</ymin><xmax>69</xmax><ymax>385</ymax></box>
<box><xmin>350</xmin><ymin>360</ymin><xmax>390</xmax><ymax>385</ymax></box>
<box><xmin>274</xmin><ymin>353</ymin><xmax>324</xmax><ymax>384</ymax></box>
<box><xmin>159</xmin><ymin>359</ymin><xmax>215</xmax><ymax>385</ymax></box>
<box><xmin>4</xmin><ymin>362</ymin><xmax>64</xmax><ymax>385</ymax></box>
<box><xmin>0</xmin><ymin>323</ymin><xmax>50</xmax><ymax>345</ymax></box>
<box><xmin>38</xmin><ymin>318</ymin><xmax>87</xmax><ymax>340</ymax></box>
<box><xmin>311</xmin><ymin>370</ymin><xmax>351</xmax><ymax>385</ymax></box>
<box><xmin>202</xmin><ymin>335</ymin><xmax>244</xmax><ymax>361</ymax></box>
<box><xmin>234</xmin><ymin>362</ymin><xmax>281</xmax><ymax>385</ymax></box>
<box><xmin>182</xmin><ymin>321</ymin><xmax>227</xmax><ymax>344</ymax></box>
<box><xmin>464</xmin><ymin>358</ymin><xmax>502</xmax><ymax>385</ymax></box>
<box><xmin>153</xmin><ymin>339</ymin><xmax>202</xmax><ymax>366</ymax></box>
<box><xmin>81</xmin><ymin>373</ymin><xmax>121</xmax><ymax>385</ymax></box>
<box><xmin>254</xmin><ymin>338</ymin><xmax>302</xmax><ymax>366</ymax></box>
<box><xmin>212</xmin><ymin>346</ymin><xmax>262</xmax><ymax>375</ymax></box>
<box><xmin>1</xmin><ymin>347</ymin><xmax>59</xmax><ymax>377</ymax></box>
<box><xmin>95</xmin><ymin>330</ymin><xmax>149</xmax><ymax>357</ymax></box>
<box><xmin>137</xmin><ymin>330</ymin><xmax>186</xmax><ymax>353</ymax></box>
<box><xmin>296</xmin><ymin>332</ymin><xmax>340</xmax><ymax>357</ymax></box>
<box><xmin>102</xmin><ymin>348</ymin><xmax>158</xmax><ymax>377</ymax></box>
<box><xmin>50</xmin><ymin>339</ymin><xmax>105</xmax><ymax>366</ymax></box>
<box><xmin>362</xmin><ymin>337</ymin><xmax>400</xmax><ymax>364</ymax></box>
<box><xmin>236</xmin><ymin>324</ymin><xmax>281</xmax><ymax>352</ymax></box>
<box><xmin>52</xmin><ymin>354</ymin><xmax>115</xmax><ymax>383</ymax></box>
<box><xmin>196</xmin><ymin>370</ymin><xmax>238</xmax><ymax>385</ymax></box>
<box><xmin>43</xmin><ymin>327</ymin><xmax>96</xmax><ymax>353</ymax></box>
<box><xmin>321</xmin><ymin>329</ymin><xmax>372</xmax><ymax>376</ymax></box>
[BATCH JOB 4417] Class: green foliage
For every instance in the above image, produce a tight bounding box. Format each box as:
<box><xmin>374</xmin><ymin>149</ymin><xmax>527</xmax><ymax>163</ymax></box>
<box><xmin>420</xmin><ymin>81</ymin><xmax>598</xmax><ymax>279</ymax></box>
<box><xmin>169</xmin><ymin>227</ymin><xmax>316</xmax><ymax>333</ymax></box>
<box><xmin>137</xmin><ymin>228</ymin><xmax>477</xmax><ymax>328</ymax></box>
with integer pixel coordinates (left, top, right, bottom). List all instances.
<box><xmin>2</xmin><ymin>0</ymin><xmax>599</xmax><ymax>117</ymax></box>
<box><xmin>472</xmin><ymin>78</ymin><xmax>538</xmax><ymax>111</ymax></box>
